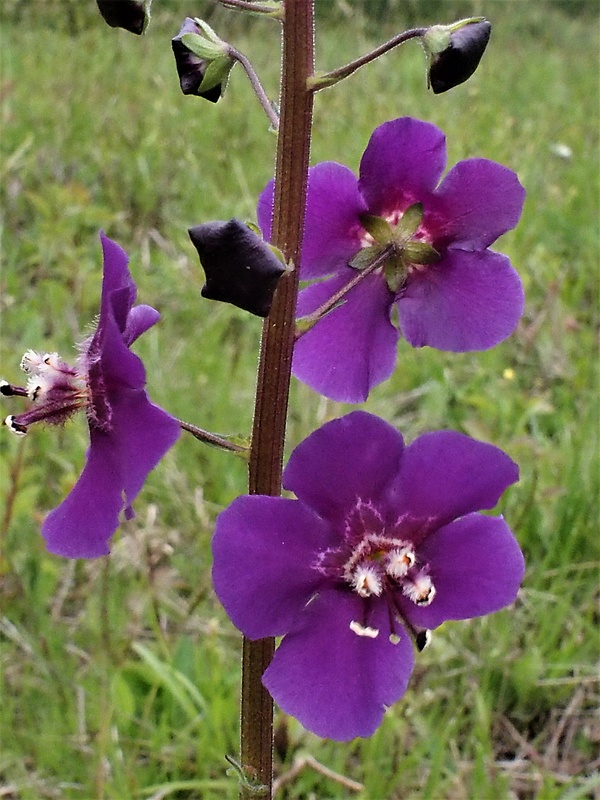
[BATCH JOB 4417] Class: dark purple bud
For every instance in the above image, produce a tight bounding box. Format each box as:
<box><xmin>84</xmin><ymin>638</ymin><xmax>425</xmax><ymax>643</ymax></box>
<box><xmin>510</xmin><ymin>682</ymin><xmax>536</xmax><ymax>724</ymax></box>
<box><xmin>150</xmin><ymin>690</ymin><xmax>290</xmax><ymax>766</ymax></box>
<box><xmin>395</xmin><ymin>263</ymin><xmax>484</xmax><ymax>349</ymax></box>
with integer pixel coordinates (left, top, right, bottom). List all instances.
<box><xmin>424</xmin><ymin>19</ymin><xmax>491</xmax><ymax>94</ymax></box>
<box><xmin>172</xmin><ymin>18</ymin><xmax>233</xmax><ymax>103</ymax></box>
<box><xmin>96</xmin><ymin>0</ymin><xmax>150</xmax><ymax>35</ymax></box>
<box><xmin>189</xmin><ymin>219</ymin><xmax>287</xmax><ymax>318</ymax></box>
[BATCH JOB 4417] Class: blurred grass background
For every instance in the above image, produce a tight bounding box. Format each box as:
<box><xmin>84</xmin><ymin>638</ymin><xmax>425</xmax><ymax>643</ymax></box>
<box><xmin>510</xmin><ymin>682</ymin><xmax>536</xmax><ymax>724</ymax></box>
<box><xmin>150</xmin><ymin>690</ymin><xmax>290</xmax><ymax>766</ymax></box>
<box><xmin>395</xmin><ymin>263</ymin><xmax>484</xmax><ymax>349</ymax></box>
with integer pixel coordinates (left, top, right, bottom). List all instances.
<box><xmin>0</xmin><ymin>1</ymin><xmax>598</xmax><ymax>798</ymax></box>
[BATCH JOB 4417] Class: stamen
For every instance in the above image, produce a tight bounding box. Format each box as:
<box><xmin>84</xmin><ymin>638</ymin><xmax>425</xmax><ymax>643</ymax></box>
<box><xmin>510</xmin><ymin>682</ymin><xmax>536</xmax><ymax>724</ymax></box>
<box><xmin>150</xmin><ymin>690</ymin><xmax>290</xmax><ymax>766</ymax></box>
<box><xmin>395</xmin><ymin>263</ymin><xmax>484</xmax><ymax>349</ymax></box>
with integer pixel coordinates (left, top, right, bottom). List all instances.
<box><xmin>349</xmin><ymin>620</ymin><xmax>379</xmax><ymax>638</ymax></box>
<box><xmin>1</xmin><ymin>380</ymin><xmax>28</xmax><ymax>398</ymax></box>
<box><xmin>4</xmin><ymin>415</ymin><xmax>27</xmax><ymax>436</ymax></box>
<box><xmin>20</xmin><ymin>350</ymin><xmax>46</xmax><ymax>374</ymax></box>
<box><xmin>389</xmin><ymin>632</ymin><xmax>402</xmax><ymax>645</ymax></box>
<box><xmin>386</xmin><ymin>546</ymin><xmax>416</xmax><ymax>579</ymax></box>
<box><xmin>352</xmin><ymin>564</ymin><xmax>383</xmax><ymax>597</ymax></box>
<box><xmin>402</xmin><ymin>572</ymin><xmax>436</xmax><ymax>606</ymax></box>
<box><xmin>26</xmin><ymin>375</ymin><xmax>51</xmax><ymax>402</ymax></box>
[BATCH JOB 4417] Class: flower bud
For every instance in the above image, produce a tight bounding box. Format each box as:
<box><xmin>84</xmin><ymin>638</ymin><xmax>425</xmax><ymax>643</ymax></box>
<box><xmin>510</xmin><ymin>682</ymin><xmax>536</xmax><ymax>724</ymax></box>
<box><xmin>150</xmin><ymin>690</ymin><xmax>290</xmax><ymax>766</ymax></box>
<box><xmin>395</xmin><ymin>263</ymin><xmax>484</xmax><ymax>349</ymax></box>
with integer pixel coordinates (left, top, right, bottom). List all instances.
<box><xmin>96</xmin><ymin>0</ymin><xmax>151</xmax><ymax>35</ymax></box>
<box><xmin>423</xmin><ymin>18</ymin><xmax>491</xmax><ymax>94</ymax></box>
<box><xmin>172</xmin><ymin>18</ymin><xmax>234</xmax><ymax>103</ymax></box>
<box><xmin>189</xmin><ymin>219</ymin><xmax>287</xmax><ymax>317</ymax></box>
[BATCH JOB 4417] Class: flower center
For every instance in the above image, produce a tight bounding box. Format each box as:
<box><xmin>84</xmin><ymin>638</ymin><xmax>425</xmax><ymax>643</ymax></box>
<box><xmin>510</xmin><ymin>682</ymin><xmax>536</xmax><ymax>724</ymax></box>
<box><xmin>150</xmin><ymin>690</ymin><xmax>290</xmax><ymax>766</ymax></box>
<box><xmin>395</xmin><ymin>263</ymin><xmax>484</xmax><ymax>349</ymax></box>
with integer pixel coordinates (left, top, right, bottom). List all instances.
<box><xmin>351</xmin><ymin>203</ymin><xmax>440</xmax><ymax>293</ymax></box>
<box><xmin>1</xmin><ymin>350</ymin><xmax>89</xmax><ymax>435</ymax></box>
<box><xmin>316</xmin><ymin>500</ymin><xmax>436</xmax><ymax>647</ymax></box>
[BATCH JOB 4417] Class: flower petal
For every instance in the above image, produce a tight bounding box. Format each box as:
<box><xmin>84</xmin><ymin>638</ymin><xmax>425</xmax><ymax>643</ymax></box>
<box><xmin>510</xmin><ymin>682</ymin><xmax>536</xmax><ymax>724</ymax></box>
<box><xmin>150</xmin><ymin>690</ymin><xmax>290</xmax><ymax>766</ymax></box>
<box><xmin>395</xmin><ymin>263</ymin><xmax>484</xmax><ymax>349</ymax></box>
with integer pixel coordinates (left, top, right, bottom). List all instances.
<box><xmin>99</xmin><ymin>232</ymin><xmax>136</xmax><ymax>333</ymax></box>
<box><xmin>42</xmin><ymin>428</ymin><xmax>125</xmax><ymax>558</ymax></box>
<box><xmin>263</xmin><ymin>590</ymin><xmax>415</xmax><ymax>740</ymax></box>
<box><xmin>300</xmin><ymin>163</ymin><xmax>367</xmax><ymax>278</ymax></box>
<box><xmin>283</xmin><ymin>411</ymin><xmax>404</xmax><ymax>529</ymax></box>
<box><xmin>107</xmin><ymin>390</ymin><xmax>180</xmax><ymax>512</ymax></box>
<box><xmin>358</xmin><ymin>117</ymin><xmax>447</xmax><ymax>214</ymax></box>
<box><xmin>212</xmin><ymin>496</ymin><xmax>333</xmax><ymax>639</ymax></box>
<box><xmin>293</xmin><ymin>269</ymin><xmax>398</xmax><ymax>402</ymax></box>
<box><xmin>43</xmin><ymin>391</ymin><xmax>179</xmax><ymax>559</ymax></box>
<box><xmin>258</xmin><ymin>164</ymin><xmax>366</xmax><ymax>279</ymax></box>
<box><xmin>123</xmin><ymin>304</ymin><xmax>160</xmax><ymax>346</ymax></box>
<box><xmin>397</xmin><ymin>249</ymin><xmax>524</xmax><ymax>351</ymax></box>
<box><xmin>426</xmin><ymin>158</ymin><xmax>525</xmax><ymax>249</ymax></box>
<box><xmin>256</xmin><ymin>179</ymin><xmax>274</xmax><ymax>241</ymax></box>
<box><xmin>400</xmin><ymin>514</ymin><xmax>525</xmax><ymax>629</ymax></box>
<box><xmin>388</xmin><ymin>430</ymin><xmax>519</xmax><ymax>528</ymax></box>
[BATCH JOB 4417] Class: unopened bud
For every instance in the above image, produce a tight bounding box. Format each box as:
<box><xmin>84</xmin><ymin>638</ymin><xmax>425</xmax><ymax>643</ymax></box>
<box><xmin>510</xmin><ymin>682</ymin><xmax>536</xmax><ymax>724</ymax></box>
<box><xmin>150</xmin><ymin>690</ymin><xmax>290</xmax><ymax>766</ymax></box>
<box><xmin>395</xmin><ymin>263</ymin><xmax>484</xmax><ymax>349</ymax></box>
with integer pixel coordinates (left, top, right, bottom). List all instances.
<box><xmin>423</xmin><ymin>19</ymin><xmax>491</xmax><ymax>94</ymax></box>
<box><xmin>96</xmin><ymin>0</ymin><xmax>151</xmax><ymax>35</ymax></box>
<box><xmin>172</xmin><ymin>18</ymin><xmax>234</xmax><ymax>103</ymax></box>
<box><xmin>188</xmin><ymin>219</ymin><xmax>287</xmax><ymax>317</ymax></box>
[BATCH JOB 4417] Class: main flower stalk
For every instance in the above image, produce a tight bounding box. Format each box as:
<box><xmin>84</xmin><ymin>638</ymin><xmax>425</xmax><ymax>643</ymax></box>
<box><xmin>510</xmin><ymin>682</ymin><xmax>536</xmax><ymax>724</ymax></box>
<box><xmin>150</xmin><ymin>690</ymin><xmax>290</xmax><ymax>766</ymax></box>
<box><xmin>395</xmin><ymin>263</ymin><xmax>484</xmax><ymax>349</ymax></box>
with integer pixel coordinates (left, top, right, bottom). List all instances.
<box><xmin>243</xmin><ymin>0</ymin><xmax>314</xmax><ymax>796</ymax></box>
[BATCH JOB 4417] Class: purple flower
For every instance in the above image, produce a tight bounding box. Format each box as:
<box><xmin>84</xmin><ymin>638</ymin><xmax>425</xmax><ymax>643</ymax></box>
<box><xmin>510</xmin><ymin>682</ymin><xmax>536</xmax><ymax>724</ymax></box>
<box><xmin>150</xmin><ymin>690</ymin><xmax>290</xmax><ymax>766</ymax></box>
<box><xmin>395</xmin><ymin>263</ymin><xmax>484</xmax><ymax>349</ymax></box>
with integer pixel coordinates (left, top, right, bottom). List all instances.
<box><xmin>1</xmin><ymin>233</ymin><xmax>180</xmax><ymax>558</ymax></box>
<box><xmin>258</xmin><ymin>117</ymin><xmax>526</xmax><ymax>402</ymax></box>
<box><xmin>212</xmin><ymin>411</ymin><xmax>524</xmax><ymax>740</ymax></box>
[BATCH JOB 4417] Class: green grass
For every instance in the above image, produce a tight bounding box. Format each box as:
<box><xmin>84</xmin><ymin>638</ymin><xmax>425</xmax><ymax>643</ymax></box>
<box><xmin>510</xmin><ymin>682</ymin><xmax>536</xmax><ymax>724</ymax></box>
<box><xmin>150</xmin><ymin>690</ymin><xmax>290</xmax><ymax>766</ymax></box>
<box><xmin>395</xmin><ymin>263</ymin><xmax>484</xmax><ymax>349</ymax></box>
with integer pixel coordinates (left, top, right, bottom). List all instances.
<box><xmin>1</xmin><ymin>1</ymin><xmax>598</xmax><ymax>798</ymax></box>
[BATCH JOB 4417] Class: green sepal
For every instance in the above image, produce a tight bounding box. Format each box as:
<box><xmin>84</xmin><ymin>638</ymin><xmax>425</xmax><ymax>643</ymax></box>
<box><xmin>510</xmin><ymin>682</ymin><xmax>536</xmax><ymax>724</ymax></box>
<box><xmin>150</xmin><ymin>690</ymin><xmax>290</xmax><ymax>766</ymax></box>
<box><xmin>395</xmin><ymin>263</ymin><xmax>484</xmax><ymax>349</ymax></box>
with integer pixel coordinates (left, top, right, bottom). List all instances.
<box><xmin>181</xmin><ymin>32</ymin><xmax>227</xmax><ymax>60</ymax></box>
<box><xmin>349</xmin><ymin>243</ymin><xmax>387</xmax><ymax>271</ymax></box>
<box><xmin>404</xmin><ymin>240</ymin><xmax>440</xmax><ymax>265</ymax></box>
<box><xmin>384</xmin><ymin>256</ymin><xmax>408</xmax><ymax>294</ymax></box>
<box><xmin>244</xmin><ymin>221</ymin><xmax>288</xmax><ymax>267</ymax></box>
<box><xmin>422</xmin><ymin>25</ymin><xmax>452</xmax><ymax>56</ymax></box>
<box><xmin>245</xmin><ymin>220</ymin><xmax>262</xmax><ymax>237</ymax></box>
<box><xmin>199</xmin><ymin>57</ymin><xmax>234</xmax><ymax>94</ymax></box>
<box><xmin>395</xmin><ymin>202</ymin><xmax>424</xmax><ymax>240</ymax></box>
<box><xmin>267</xmin><ymin>243</ymin><xmax>288</xmax><ymax>267</ymax></box>
<box><xmin>193</xmin><ymin>17</ymin><xmax>226</xmax><ymax>45</ymax></box>
<box><xmin>359</xmin><ymin>214</ymin><xmax>394</xmax><ymax>244</ymax></box>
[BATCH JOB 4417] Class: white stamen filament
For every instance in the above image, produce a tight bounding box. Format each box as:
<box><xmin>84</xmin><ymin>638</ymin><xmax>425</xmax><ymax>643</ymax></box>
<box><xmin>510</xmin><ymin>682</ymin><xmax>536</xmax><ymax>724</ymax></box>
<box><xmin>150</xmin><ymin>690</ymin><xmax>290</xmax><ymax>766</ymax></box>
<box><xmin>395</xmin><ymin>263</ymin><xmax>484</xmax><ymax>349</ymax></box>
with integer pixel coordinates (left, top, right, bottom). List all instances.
<box><xmin>350</xmin><ymin>620</ymin><xmax>379</xmax><ymax>638</ymax></box>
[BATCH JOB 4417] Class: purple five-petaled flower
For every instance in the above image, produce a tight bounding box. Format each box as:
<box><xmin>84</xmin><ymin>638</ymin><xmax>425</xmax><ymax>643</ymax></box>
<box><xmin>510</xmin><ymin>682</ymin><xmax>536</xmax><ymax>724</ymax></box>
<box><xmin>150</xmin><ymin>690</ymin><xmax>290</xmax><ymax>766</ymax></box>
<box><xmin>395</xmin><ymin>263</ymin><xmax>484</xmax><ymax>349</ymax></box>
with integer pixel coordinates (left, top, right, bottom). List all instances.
<box><xmin>1</xmin><ymin>233</ymin><xmax>180</xmax><ymax>558</ymax></box>
<box><xmin>212</xmin><ymin>411</ymin><xmax>524</xmax><ymax>741</ymax></box>
<box><xmin>258</xmin><ymin>117</ymin><xmax>526</xmax><ymax>402</ymax></box>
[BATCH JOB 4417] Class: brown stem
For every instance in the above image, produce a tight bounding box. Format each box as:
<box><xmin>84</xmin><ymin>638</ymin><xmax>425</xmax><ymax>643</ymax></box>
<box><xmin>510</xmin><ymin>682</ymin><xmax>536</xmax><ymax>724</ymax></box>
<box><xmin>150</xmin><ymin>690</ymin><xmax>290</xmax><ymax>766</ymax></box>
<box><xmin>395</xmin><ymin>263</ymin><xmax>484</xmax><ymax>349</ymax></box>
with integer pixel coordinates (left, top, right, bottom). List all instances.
<box><xmin>241</xmin><ymin>0</ymin><xmax>314</xmax><ymax>797</ymax></box>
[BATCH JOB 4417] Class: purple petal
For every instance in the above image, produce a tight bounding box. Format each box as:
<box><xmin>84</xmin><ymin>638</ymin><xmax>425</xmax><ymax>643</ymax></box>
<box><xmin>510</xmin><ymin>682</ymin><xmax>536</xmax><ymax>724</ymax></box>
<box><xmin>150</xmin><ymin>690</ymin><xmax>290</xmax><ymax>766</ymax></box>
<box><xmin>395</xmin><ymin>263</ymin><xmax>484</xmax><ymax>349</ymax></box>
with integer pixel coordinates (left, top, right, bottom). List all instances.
<box><xmin>98</xmin><ymin>232</ymin><xmax>136</xmax><ymax>333</ymax></box>
<box><xmin>43</xmin><ymin>393</ymin><xmax>179</xmax><ymax>559</ymax></box>
<box><xmin>263</xmin><ymin>590</ymin><xmax>415</xmax><ymax>740</ymax></box>
<box><xmin>42</xmin><ymin>428</ymin><xmax>126</xmax><ymax>558</ymax></box>
<box><xmin>358</xmin><ymin>118</ymin><xmax>447</xmax><ymax>215</ymax></box>
<box><xmin>256</xmin><ymin>179</ymin><xmax>274</xmax><ymax>242</ymax></box>
<box><xmin>293</xmin><ymin>269</ymin><xmax>398</xmax><ymax>402</ymax></box>
<box><xmin>300</xmin><ymin>163</ymin><xmax>367</xmax><ymax>278</ymax></box>
<box><xmin>123</xmin><ymin>304</ymin><xmax>160</xmax><ymax>346</ymax></box>
<box><xmin>283</xmin><ymin>411</ymin><xmax>404</xmax><ymax>529</ymax></box>
<box><xmin>106</xmin><ymin>389</ymin><xmax>180</xmax><ymax>511</ymax></box>
<box><xmin>212</xmin><ymin>496</ymin><xmax>333</xmax><ymax>639</ymax></box>
<box><xmin>257</xmin><ymin>165</ymin><xmax>367</xmax><ymax>279</ymax></box>
<box><xmin>94</xmin><ymin>308</ymin><xmax>147</xmax><ymax>391</ymax></box>
<box><xmin>397</xmin><ymin>249</ymin><xmax>524</xmax><ymax>351</ymax></box>
<box><xmin>426</xmin><ymin>159</ymin><xmax>526</xmax><ymax>249</ymax></box>
<box><xmin>400</xmin><ymin>514</ymin><xmax>525</xmax><ymax>629</ymax></box>
<box><xmin>388</xmin><ymin>430</ymin><xmax>519</xmax><ymax>528</ymax></box>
